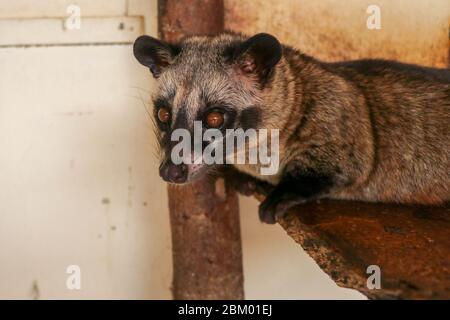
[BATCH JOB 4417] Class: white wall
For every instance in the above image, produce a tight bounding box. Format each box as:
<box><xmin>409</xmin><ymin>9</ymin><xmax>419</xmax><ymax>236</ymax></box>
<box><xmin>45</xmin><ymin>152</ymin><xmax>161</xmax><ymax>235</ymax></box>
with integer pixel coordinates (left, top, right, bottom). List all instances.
<box><xmin>0</xmin><ymin>0</ymin><xmax>363</xmax><ymax>299</ymax></box>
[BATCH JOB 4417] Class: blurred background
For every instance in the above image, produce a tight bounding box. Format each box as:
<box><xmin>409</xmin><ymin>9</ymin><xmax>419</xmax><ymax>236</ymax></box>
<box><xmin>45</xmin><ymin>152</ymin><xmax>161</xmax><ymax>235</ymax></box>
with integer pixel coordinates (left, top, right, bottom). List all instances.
<box><xmin>0</xmin><ymin>0</ymin><xmax>448</xmax><ymax>299</ymax></box>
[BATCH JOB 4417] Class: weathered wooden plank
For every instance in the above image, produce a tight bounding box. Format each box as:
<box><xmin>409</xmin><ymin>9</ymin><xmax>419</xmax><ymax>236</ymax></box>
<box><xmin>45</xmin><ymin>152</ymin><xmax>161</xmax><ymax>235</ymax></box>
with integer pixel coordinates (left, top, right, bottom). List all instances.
<box><xmin>0</xmin><ymin>0</ymin><xmax>127</xmax><ymax>18</ymax></box>
<box><xmin>0</xmin><ymin>17</ymin><xmax>143</xmax><ymax>46</ymax></box>
<box><xmin>278</xmin><ymin>201</ymin><xmax>450</xmax><ymax>299</ymax></box>
<box><xmin>128</xmin><ymin>0</ymin><xmax>157</xmax><ymax>34</ymax></box>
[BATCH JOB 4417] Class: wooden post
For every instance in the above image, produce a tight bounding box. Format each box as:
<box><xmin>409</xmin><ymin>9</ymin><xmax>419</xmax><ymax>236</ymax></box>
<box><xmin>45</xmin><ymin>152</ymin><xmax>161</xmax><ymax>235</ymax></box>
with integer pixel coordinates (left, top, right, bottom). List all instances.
<box><xmin>158</xmin><ymin>0</ymin><xmax>244</xmax><ymax>300</ymax></box>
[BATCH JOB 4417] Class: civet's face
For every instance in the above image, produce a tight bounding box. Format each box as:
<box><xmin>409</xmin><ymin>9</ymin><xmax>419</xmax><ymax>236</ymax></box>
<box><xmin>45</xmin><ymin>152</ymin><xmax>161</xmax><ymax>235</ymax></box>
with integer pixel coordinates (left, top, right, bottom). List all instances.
<box><xmin>133</xmin><ymin>33</ymin><xmax>282</xmax><ymax>183</ymax></box>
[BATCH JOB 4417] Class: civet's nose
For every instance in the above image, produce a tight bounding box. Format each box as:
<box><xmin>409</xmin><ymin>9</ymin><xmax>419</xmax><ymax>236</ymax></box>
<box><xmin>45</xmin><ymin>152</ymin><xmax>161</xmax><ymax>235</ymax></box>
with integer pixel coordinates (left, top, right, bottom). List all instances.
<box><xmin>159</xmin><ymin>160</ymin><xmax>188</xmax><ymax>184</ymax></box>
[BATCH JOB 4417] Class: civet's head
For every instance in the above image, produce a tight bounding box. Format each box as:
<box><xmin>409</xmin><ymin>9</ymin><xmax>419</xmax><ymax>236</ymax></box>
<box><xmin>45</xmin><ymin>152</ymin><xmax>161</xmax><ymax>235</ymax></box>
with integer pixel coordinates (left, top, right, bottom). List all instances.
<box><xmin>133</xmin><ymin>33</ymin><xmax>283</xmax><ymax>184</ymax></box>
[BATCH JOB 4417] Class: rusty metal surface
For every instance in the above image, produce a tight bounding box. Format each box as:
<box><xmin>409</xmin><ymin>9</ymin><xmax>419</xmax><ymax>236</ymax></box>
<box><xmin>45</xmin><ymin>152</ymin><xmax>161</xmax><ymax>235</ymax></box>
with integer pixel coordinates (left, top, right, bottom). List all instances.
<box><xmin>277</xmin><ymin>200</ymin><xmax>450</xmax><ymax>299</ymax></box>
<box><xmin>158</xmin><ymin>0</ymin><xmax>244</xmax><ymax>300</ymax></box>
<box><xmin>225</xmin><ymin>0</ymin><xmax>449</xmax><ymax>67</ymax></box>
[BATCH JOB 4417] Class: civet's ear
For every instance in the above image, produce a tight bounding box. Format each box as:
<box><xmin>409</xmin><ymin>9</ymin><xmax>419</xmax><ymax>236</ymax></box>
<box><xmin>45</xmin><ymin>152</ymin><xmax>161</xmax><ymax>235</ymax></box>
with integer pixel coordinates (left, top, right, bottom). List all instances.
<box><xmin>133</xmin><ymin>35</ymin><xmax>179</xmax><ymax>78</ymax></box>
<box><xmin>231</xmin><ymin>33</ymin><xmax>282</xmax><ymax>83</ymax></box>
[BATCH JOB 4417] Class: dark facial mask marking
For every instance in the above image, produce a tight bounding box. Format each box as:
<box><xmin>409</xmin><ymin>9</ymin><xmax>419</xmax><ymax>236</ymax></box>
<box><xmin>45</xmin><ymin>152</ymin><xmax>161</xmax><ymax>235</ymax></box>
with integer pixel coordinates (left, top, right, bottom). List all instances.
<box><xmin>240</xmin><ymin>106</ymin><xmax>261</xmax><ymax>130</ymax></box>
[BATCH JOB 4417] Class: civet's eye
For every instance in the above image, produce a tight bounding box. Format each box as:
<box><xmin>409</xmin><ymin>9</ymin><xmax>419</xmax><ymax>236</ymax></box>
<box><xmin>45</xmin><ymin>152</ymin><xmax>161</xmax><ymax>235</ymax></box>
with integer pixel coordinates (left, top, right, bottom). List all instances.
<box><xmin>205</xmin><ymin>111</ymin><xmax>224</xmax><ymax>128</ymax></box>
<box><xmin>157</xmin><ymin>107</ymin><xmax>171</xmax><ymax>123</ymax></box>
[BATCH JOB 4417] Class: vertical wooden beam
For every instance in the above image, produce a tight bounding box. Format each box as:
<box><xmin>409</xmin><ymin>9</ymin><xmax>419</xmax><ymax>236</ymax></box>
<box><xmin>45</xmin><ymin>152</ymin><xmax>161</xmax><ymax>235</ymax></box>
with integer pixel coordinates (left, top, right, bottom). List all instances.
<box><xmin>158</xmin><ymin>0</ymin><xmax>244</xmax><ymax>300</ymax></box>
<box><xmin>158</xmin><ymin>0</ymin><xmax>224</xmax><ymax>42</ymax></box>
